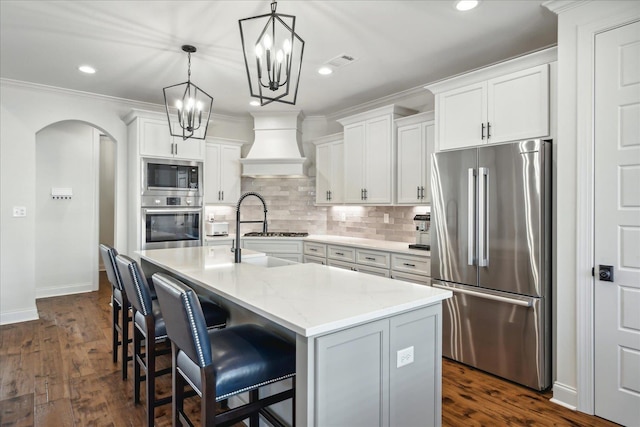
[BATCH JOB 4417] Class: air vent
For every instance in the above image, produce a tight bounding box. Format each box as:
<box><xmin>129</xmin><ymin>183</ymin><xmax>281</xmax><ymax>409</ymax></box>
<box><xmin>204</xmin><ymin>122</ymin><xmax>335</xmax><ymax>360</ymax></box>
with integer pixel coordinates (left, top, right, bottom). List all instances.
<box><xmin>325</xmin><ymin>54</ymin><xmax>357</xmax><ymax>68</ymax></box>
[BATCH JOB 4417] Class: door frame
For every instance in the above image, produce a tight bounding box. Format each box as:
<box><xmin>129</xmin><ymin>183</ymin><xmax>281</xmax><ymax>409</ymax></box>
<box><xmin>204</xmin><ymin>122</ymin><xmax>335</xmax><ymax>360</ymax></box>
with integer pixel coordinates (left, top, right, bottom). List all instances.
<box><xmin>573</xmin><ymin>11</ymin><xmax>640</xmax><ymax>415</ymax></box>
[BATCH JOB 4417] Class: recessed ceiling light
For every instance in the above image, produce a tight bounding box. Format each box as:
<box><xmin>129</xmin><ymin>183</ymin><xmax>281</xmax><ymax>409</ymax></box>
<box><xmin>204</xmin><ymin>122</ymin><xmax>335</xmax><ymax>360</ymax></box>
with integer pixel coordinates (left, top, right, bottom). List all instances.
<box><xmin>318</xmin><ymin>66</ymin><xmax>333</xmax><ymax>75</ymax></box>
<box><xmin>78</xmin><ymin>65</ymin><xmax>96</xmax><ymax>74</ymax></box>
<box><xmin>249</xmin><ymin>100</ymin><xmax>260</xmax><ymax>106</ymax></box>
<box><xmin>455</xmin><ymin>0</ymin><xmax>479</xmax><ymax>11</ymax></box>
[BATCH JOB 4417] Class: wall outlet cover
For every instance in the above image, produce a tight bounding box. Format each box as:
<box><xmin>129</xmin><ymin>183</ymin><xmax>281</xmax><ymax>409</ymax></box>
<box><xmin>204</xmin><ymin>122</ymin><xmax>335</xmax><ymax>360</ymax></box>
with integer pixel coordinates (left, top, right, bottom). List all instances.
<box><xmin>397</xmin><ymin>346</ymin><xmax>414</xmax><ymax>368</ymax></box>
<box><xmin>12</xmin><ymin>206</ymin><xmax>27</xmax><ymax>217</ymax></box>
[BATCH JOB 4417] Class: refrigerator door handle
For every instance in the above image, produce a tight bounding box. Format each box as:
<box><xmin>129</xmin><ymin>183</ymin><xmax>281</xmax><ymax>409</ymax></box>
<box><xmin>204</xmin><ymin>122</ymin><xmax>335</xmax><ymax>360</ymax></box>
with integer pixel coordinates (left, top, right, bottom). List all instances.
<box><xmin>478</xmin><ymin>167</ymin><xmax>489</xmax><ymax>267</ymax></box>
<box><xmin>468</xmin><ymin>168</ymin><xmax>476</xmax><ymax>266</ymax></box>
<box><xmin>432</xmin><ymin>283</ymin><xmax>533</xmax><ymax>307</ymax></box>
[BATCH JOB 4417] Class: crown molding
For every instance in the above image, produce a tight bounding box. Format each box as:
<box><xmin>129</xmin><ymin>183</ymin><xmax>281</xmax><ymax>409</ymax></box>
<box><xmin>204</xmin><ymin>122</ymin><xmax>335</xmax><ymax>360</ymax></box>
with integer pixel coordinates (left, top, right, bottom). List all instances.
<box><xmin>0</xmin><ymin>78</ymin><xmax>251</xmax><ymax>124</ymax></box>
<box><xmin>326</xmin><ymin>85</ymin><xmax>429</xmax><ymax>123</ymax></box>
<box><xmin>542</xmin><ymin>0</ymin><xmax>585</xmax><ymax>14</ymax></box>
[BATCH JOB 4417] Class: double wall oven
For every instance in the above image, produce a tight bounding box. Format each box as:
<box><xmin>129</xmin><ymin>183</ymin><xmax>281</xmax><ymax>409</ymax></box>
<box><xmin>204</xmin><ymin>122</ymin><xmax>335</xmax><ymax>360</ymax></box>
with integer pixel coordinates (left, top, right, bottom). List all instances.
<box><xmin>141</xmin><ymin>158</ymin><xmax>203</xmax><ymax>249</ymax></box>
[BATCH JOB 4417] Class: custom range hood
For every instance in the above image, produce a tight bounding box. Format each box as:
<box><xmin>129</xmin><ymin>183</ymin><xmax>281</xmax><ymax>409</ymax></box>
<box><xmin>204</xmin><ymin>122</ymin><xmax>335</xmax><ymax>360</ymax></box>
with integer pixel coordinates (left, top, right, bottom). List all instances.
<box><xmin>240</xmin><ymin>111</ymin><xmax>309</xmax><ymax>177</ymax></box>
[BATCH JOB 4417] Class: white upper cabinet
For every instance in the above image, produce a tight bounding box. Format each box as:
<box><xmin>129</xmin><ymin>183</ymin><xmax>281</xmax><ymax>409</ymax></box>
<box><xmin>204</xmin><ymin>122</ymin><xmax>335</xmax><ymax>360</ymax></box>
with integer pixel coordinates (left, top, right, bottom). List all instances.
<box><xmin>126</xmin><ymin>110</ymin><xmax>205</xmax><ymax>160</ymax></box>
<box><xmin>204</xmin><ymin>138</ymin><xmax>244</xmax><ymax>205</ymax></box>
<box><xmin>338</xmin><ymin>105</ymin><xmax>416</xmax><ymax>205</ymax></box>
<box><xmin>395</xmin><ymin>112</ymin><xmax>435</xmax><ymax>205</ymax></box>
<box><xmin>426</xmin><ymin>48</ymin><xmax>556</xmax><ymax>151</ymax></box>
<box><xmin>313</xmin><ymin>133</ymin><xmax>344</xmax><ymax>205</ymax></box>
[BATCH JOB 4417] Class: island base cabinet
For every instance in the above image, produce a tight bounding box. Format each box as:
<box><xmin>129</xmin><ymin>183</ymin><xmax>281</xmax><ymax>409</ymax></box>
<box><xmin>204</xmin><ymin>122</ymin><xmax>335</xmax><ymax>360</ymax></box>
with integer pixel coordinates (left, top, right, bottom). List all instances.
<box><xmin>312</xmin><ymin>304</ymin><xmax>442</xmax><ymax>427</ymax></box>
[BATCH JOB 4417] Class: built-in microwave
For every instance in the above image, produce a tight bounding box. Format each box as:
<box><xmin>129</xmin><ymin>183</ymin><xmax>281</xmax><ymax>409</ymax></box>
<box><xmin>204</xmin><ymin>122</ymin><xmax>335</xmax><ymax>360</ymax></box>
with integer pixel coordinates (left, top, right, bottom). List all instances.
<box><xmin>142</xmin><ymin>158</ymin><xmax>202</xmax><ymax>197</ymax></box>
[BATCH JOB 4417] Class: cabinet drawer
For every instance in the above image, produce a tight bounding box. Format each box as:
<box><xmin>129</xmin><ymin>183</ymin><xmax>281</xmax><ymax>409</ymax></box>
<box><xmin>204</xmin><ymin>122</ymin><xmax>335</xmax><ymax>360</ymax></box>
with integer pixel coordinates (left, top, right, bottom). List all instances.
<box><xmin>391</xmin><ymin>271</ymin><xmax>431</xmax><ymax>286</ymax></box>
<box><xmin>304</xmin><ymin>242</ymin><xmax>327</xmax><ymax>257</ymax></box>
<box><xmin>327</xmin><ymin>259</ymin><xmax>356</xmax><ymax>271</ymax></box>
<box><xmin>391</xmin><ymin>253</ymin><xmax>431</xmax><ymax>276</ymax></box>
<box><xmin>356</xmin><ymin>249</ymin><xmax>390</xmax><ymax>269</ymax></box>
<box><xmin>328</xmin><ymin>245</ymin><xmax>356</xmax><ymax>263</ymax></box>
<box><xmin>304</xmin><ymin>255</ymin><xmax>326</xmax><ymax>266</ymax></box>
<box><xmin>356</xmin><ymin>264</ymin><xmax>390</xmax><ymax>278</ymax></box>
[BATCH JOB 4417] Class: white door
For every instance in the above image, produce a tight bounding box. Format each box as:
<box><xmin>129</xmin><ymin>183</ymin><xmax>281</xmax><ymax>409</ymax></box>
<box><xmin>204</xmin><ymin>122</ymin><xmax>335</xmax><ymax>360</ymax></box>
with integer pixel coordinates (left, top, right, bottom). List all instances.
<box><xmin>316</xmin><ymin>143</ymin><xmax>331</xmax><ymax>204</ymax></box>
<box><xmin>487</xmin><ymin>64</ymin><xmax>549</xmax><ymax>144</ymax></box>
<box><xmin>397</xmin><ymin>123</ymin><xmax>424</xmax><ymax>204</ymax></box>
<box><xmin>220</xmin><ymin>144</ymin><xmax>241</xmax><ymax>203</ymax></box>
<box><xmin>365</xmin><ymin>115</ymin><xmax>392</xmax><ymax>204</ymax></box>
<box><xmin>204</xmin><ymin>143</ymin><xmax>221</xmax><ymax>203</ymax></box>
<box><xmin>343</xmin><ymin>122</ymin><xmax>366</xmax><ymax>203</ymax></box>
<box><xmin>594</xmin><ymin>20</ymin><xmax>640</xmax><ymax>427</ymax></box>
<box><xmin>437</xmin><ymin>81</ymin><xmax>486</xmax><ymax>150</ymax></box>
<box><xmin>330</xmin><ymin>141</ymin><xmax>344</xmax><ymax>204</ymax></box>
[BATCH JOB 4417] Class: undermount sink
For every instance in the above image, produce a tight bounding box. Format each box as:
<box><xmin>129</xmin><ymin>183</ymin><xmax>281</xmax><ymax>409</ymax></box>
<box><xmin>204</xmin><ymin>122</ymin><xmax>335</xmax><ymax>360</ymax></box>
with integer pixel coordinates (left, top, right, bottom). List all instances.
<box><xmin>242</xmin><ymin>256</ymin><xmax>297</xmax><ymax>268</ymax></box>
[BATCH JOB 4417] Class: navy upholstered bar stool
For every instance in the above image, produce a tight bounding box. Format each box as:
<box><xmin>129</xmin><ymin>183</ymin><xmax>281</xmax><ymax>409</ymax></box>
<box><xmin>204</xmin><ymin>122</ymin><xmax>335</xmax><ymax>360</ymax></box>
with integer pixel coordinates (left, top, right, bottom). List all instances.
<box><xmin>99</xmin><ymin>244</ymin><xmax>133</xmax><ymax>380</ymax></box>
<box><xmin>115</xmin><ymin>255</ymin><xmax>228</xmax><ymax>427</ymax></box>
<box><xmin>152</xmin><ymin>273</ymin><xmax>296</xmax><ymax>427</ymax></box>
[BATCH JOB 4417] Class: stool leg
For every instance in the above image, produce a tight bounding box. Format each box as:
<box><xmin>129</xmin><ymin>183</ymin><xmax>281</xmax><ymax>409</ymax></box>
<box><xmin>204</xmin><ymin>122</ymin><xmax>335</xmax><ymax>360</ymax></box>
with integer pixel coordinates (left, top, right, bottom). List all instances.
<box><xmin>202</xmin><ymin>365</ymin><xmax>216</xmax><ymax>427</ymax></box>
<box><xmin>172</xmin><ymin>344</ymin><xmax>184</xmax><ymax>427</ymax></box>
<box><xmin>133</xmin><ymin>321</ymin><xmax>142</xmax><ymax>405</ymax></box>
<box><xmin>145</xmin><ymin>320</ymin><xmax>156</xmax><ymax>427</ymax></box>
<box><xmin>249</xmin><ymin>389</ymin><xmax>259</xmax><ymax>427</ymax></box>
<box><xmin>111</xmin><ymin>293</ymin><xmax>118</xmax><ymax>364</ymax></box>
<box><xmin>121</xmin><ymin>298</ymin><xmax>130</xmax><ymax>380</ymax></box>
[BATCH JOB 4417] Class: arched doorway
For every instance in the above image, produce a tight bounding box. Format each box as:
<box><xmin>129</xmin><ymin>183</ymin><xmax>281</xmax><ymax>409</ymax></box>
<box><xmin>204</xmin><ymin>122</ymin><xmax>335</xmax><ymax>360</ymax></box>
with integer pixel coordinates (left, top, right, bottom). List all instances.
<box><xmin>35</xmin><ymin>120</ymin><xmax>116</xmax><ymax>297</ymax></box>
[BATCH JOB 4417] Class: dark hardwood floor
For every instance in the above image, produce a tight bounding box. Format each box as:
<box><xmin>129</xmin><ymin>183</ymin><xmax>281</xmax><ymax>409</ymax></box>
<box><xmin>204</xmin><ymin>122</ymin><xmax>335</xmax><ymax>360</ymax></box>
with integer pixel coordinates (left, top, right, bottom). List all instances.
<box><xmin>0</xmin><ymin>272</ymin><xmax>619</xmax><ymax>426</ymax></box>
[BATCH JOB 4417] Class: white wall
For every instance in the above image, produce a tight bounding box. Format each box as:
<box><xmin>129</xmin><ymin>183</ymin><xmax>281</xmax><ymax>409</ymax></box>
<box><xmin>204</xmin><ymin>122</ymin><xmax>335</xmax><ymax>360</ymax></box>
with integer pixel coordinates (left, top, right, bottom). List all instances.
<box><xmin>0</xmin><ymin>79</ymin><xmax>253</xmax><ymax>325</ymax></box>
<box><xmin>35</xmin><ymin>121</ymin><xmax>100</xmax><ymax>297</ymax></box>
<box><xmin>99</xmin><ymin>134</ymin><xmax>116</xmax><ymax>269</ymax></box>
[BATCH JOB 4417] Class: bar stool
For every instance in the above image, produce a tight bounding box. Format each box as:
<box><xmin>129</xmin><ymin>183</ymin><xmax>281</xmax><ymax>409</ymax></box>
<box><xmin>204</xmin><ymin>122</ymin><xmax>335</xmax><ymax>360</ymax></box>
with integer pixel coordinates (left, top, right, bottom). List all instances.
<box><xmin>99</xmin><ymin>244</ymin><xmax>133</xmax><ymax>380</ymax></box>
<box><xmin>115</xmin><ymin>255</ymin><xmax>228</xmax><ymax>427</ymax></box>
<box><xmin>152</xmin><ymin>273</ymin><xmax>296</xmax><ymax>427</ymax></box>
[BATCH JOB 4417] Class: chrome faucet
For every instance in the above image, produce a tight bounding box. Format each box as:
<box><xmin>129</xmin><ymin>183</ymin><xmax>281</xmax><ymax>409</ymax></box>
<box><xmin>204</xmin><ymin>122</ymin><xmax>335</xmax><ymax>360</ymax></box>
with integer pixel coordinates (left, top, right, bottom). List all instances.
<box><xmin>234</xmin><ymin>192</ymin><xmax>268</xmax><ymax>263</ymax></box>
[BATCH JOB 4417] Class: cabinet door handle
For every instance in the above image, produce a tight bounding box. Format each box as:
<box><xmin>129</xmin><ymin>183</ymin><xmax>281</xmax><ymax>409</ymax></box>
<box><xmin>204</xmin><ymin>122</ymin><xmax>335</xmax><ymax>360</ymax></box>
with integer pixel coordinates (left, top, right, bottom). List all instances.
<box><xmin>481</xmin><ymin>123</ymin><xmax>485</xmax><ymax>140</ymax></box>
<box><xmin>365</xmin><ymin>257</ymin><xmax>376</xmax><ymax>261</ymax></box>
<box><xmin>336</xmin><ymin>252</ymin><xmax>345</xmax><ymax>256</ymax></box>
<box><xmin>487</xmin><ymin>122</ymin><xmax>491</xmax><ymax>139</ymax></box>
<box><xmin>221</xmin><ymin>190</ymin><xmax>224</xmax><ymax>200</ymax></box>
<box><xmin>364</xmin><ymin>188</ymin><xmax>368</xmax><ymax>200</ymax></box>
<box><xmin>218</xmin><ymin>190</ymin><xmax>221</xmax><ymax>200</ymax></box>
<box><xmin>310</xmin><ymin>248</ymin><xmax>318</xmax><ymax>252</ymax></box>
<box><xmin>417</xmin><ymin>186</ymin><xmax>421</xmax><ymax>199</ymax></box>
<box><xmin>421</xmin><ymin>186</ymin><xmax>425</xmax><ymax>199</ymax></box>
<box><xmin>403</xmin><ymin>262</ymin><xmax>416</xmax><ymax>267</ymax></box>
<box><xmin>328</xmin><ymin>190</ymin><xmax>332</xmax><ymax>201</ymax></box>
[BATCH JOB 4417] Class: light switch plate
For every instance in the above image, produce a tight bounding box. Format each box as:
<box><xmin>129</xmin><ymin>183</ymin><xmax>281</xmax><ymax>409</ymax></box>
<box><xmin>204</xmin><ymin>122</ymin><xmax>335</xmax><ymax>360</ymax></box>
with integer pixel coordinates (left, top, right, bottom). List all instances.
<box><xmin>397</xmin><ymin>346</ymin><xmax>414</xmax><ymax>368</ymax></box>
<box><xmin>383</xmin><ymin>213</ymin><xmax>389</xmax><ymax>223</ymax></box>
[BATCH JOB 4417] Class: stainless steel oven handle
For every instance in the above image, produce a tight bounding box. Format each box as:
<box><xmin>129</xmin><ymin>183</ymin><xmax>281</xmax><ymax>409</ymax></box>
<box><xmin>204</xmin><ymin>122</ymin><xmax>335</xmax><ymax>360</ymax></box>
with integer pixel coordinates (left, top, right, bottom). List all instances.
<box><xmin>143</xmin><ymin>208</ymin><xmax>202</xmax><ymax>214</ymax></box>
<box><xmin>432</xmin><ymin>283</ymin><xmax>532</xmax><ymax>307</ymax></box>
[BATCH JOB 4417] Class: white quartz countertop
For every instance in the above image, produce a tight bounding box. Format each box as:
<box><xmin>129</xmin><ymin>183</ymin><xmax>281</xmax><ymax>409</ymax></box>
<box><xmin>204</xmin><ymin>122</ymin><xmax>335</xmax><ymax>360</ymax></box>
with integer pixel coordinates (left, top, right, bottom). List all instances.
<box><xmin>138</xmin><ymin>246</ymin><xmax>450</xmax><ymax>338</ymax></box>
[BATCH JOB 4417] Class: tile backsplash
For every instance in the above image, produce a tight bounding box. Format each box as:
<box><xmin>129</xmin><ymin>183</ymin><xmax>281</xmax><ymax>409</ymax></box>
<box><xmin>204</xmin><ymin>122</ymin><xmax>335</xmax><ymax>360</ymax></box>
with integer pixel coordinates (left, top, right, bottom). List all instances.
<box><xmin>204</xmin><ymin>177</ymin><xmax>428</xmax><ymax>243</ymax></box>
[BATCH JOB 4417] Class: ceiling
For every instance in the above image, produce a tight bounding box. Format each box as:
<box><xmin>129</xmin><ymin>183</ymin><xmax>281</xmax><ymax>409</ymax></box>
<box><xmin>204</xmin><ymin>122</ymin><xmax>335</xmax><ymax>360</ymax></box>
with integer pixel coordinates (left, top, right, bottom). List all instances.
<box><xmin>0</xmin><ymin>1</ymin><xmax>557</xmax><ymax>118</ymax></box>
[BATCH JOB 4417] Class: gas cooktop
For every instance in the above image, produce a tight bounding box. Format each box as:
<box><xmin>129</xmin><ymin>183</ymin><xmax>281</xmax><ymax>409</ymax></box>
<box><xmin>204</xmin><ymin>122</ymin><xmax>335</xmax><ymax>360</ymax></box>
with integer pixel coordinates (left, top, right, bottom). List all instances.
<box><xmin>243</xmin><ymin>232</ymin><xmax>309</xmax><ymax>237</ymax></box>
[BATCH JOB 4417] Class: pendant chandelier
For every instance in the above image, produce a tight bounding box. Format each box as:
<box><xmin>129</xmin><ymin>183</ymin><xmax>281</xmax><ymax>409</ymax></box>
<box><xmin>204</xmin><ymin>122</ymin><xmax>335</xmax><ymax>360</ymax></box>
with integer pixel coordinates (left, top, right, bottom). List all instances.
<box><xmin>163</xmin><ymin>45</ymin><xmax>213</xmax><ymax>140</ymax></box>
<box><xmin>239</xmin><ymin>1</ymin><xmax>305</xmax><ymax>106</ymax></box>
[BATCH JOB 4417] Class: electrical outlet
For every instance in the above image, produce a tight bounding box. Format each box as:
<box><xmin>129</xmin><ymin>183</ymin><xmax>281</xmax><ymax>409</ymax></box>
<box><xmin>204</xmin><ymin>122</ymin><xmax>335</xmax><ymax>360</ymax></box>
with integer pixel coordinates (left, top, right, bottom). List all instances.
<box><xmin>383</xmin><ymin>213</ymin><xmax>389</xmax><ymax>223</ymax></box>
<box><xmin>12</xmin><ymin>206</ymin><xmax>27</xmax><ymax>217</ymax></box>
<box><xmin>397</xmin><ymin>346</ymin><xmax>414</xmax><ymax>368</ymax></box>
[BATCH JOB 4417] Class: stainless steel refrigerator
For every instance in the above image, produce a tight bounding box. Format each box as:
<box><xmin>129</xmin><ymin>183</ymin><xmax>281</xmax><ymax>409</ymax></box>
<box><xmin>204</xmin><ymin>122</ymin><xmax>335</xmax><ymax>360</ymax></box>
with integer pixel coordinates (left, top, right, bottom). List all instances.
<box><xmin>431</xmin><ymin>139</ymin><xmax>551</xmax><ymax>390</ymax></box>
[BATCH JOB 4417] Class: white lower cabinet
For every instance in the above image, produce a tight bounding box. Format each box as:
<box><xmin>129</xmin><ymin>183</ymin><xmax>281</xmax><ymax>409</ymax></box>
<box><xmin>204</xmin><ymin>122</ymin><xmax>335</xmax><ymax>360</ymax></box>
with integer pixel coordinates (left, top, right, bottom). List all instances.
<box><xmin>315</xmin><ymin>304</ymin><xmax>442</xmax><ymax>427</ymax></box>
<box><xmin>391</xmin><ymin>271</ymin><xmax>432</xmax><ymax>286</ymax></box>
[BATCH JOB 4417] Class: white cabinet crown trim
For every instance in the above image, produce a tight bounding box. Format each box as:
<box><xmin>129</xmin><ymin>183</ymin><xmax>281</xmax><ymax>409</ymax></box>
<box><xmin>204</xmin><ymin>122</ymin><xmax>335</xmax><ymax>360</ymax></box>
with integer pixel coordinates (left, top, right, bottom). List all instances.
<box><xmin>425</xmin><ymin>46</ymin><xmax>557</xmax><ymax>95</ymax></box>
<box><xmin>337</xmin><ymin>104</ymin><xmax>417</xmax><ymax>126</ymax></box>
<box><xmin>310</xmin><ymin>132</ymin><xmax>344</xmax><ymax>146</ymax></box>
<box><xmin>394</xmin><ymin>111</ymin><xmax>434</xmax><ymax>127</ymax></box>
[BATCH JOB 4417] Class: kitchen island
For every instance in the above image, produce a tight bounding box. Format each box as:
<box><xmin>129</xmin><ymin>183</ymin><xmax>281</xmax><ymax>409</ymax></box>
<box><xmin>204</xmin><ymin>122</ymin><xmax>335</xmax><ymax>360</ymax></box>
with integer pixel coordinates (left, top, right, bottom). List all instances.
<box><xmin>138</xmin><ymin>246</ymin><xmax>451</xmax><ymax>427</ymax></box>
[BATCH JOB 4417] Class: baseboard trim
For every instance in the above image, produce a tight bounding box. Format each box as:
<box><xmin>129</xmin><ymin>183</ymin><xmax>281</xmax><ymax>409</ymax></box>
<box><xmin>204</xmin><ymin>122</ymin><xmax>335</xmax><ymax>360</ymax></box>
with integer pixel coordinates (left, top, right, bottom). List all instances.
<box><xmin>36</xmin><ymin>282</ymin><xmax>96</xmax><ymax>299</ymax></box>
<box><xmin>0</xmin><ymin>307</ymin><xmax>39</xmax><ymax>325</ymax></box>
<box><xmin>551</xmin><ymin>381</ymin><xmax>578</xmax><ymax>410</ymax></box>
